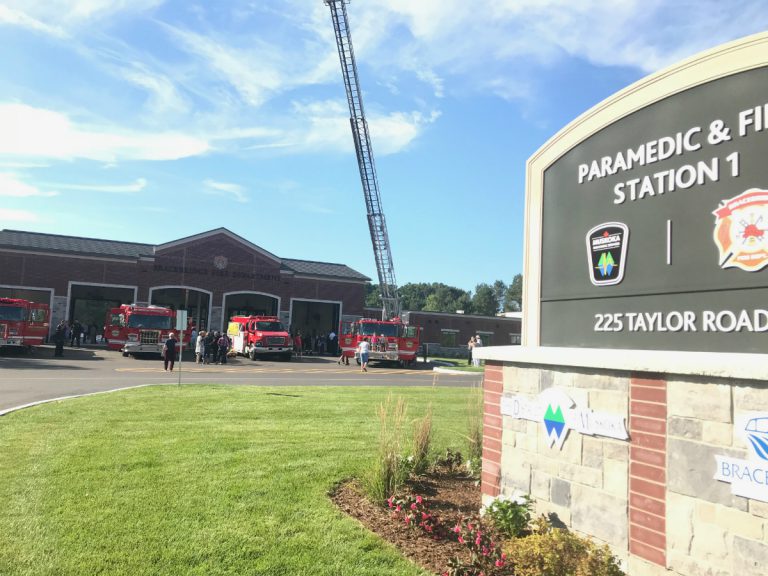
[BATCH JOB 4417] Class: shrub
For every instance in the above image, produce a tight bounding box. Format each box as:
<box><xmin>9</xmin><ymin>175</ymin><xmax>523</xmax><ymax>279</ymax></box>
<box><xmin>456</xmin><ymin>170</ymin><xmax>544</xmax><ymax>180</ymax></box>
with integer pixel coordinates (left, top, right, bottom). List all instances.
<box><xmin>363</xmin><ymin>394</ymin><xmax>409</xmax><ymax>502</ymax></box>
<box><xmin>480</xmin><ymin>493</ymin><xmax>533</xmax><ymax>539</ymax></box>
<box><xmin>503</xmin><ymin>523</ymin><xmax>625</xmax><ymax>576</ymax></box>
<box><xmin>411</xmin><ymin>403</ymin><xmax>433</xmax><ymax>475</ymax></box>
<box><xmin>434</xmin><ymin>448</ymin><xmax>464</xmax><ymax>474</ymax></box>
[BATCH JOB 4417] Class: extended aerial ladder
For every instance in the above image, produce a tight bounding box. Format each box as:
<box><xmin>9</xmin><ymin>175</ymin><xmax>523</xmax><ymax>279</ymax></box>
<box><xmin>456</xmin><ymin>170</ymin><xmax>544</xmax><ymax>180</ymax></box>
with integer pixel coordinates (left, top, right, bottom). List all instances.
<box><xmin>324</xmin><ymin>0</ymin><xmax>401</xmax><ymax>320</ymax></box>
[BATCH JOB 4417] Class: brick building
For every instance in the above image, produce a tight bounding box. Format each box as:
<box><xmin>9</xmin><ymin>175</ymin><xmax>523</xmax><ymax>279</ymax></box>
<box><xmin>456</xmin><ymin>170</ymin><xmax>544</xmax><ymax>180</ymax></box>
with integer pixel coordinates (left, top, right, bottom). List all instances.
<box><xmin>0</xmin><ymin>228</ymin><xmax>369</xmax><ymax>338</ymax></box>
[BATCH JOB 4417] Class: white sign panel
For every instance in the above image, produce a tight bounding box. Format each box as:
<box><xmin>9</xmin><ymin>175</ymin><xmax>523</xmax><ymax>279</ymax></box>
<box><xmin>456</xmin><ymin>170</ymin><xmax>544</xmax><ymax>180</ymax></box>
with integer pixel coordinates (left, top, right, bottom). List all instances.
<box><xmin>714</xmin><ymin>413</ymin><xmax>768</xmax><ymax>503</ymax></box>
<box><xmin>500</xmin><ymin>388</ymin><xmax>628</xmax><ymax>450</ymax></box>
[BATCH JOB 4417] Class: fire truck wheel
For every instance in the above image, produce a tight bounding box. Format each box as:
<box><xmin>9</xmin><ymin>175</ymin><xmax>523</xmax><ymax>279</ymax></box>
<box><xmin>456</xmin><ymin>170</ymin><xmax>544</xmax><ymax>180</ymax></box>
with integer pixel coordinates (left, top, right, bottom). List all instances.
<box><xmin>355</xmin><ymin>358</ymin><xmax>361</xmax><ymax>365</ymax></box>
<box><xmin>248</xmin><ymin>348</ymin><xmax>257</xmax><ymax>361</ymax></box>
<box><xmin>122</xmin><ymin>350</ymin><xmax>129</xmax><ymax>357</ymax></box>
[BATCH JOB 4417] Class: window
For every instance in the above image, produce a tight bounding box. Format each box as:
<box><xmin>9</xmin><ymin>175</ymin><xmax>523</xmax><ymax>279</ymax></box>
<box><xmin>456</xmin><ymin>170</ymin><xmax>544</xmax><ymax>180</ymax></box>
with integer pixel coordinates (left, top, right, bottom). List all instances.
<box><xmin>440</xmin><ymin>330</ymin><xmax>459</xmax><ymax>347</ymax></box>
<box><xmin>403</xmin><ymin>326</ymin><xmax>418</xmax><ymax>338</ymax></box>
<box><xmin>476</xmin><ymin>332</ymin><xmax>493</xmax><ymax>346</ymax></box>
<box><xmin>510</xmin><ymin>333</ymin><xmax>521</xmax><ymax>345</ymax></box>
<box><xmin>30</xmin><ymin>308</ymin><xmax>47</xmax><ymax>322</ymax></box>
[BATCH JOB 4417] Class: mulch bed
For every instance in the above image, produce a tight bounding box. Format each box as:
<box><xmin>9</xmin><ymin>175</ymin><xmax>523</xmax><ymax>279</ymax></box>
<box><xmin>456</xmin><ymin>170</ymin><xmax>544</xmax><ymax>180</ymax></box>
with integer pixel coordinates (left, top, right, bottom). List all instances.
<box><xmin>330</xmin><ymin>471</ymin><xmax>484</xmax><ymax>575</ymax></box>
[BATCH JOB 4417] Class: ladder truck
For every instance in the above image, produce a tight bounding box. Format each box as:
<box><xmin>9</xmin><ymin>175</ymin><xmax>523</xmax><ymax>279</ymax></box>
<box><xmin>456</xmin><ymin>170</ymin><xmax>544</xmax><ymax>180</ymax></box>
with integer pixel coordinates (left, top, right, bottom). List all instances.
<box><xmin>324</xmin><ymin>0</ymin><xmax>421</xmax><ymax>366</ymax></box>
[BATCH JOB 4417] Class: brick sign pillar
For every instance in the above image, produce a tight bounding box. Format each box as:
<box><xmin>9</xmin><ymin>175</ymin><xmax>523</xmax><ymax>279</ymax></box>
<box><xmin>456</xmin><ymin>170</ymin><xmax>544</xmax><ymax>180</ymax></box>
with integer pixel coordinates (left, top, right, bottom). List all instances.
<box><xmin>629</xmin><ymin>373</ymin><xmax>668</xmax><ymax>568</ymax></box>
<box><xmin>481</xmin><ymin>361</ymin><xmax>503</xmax><ymax>498</ymax></box>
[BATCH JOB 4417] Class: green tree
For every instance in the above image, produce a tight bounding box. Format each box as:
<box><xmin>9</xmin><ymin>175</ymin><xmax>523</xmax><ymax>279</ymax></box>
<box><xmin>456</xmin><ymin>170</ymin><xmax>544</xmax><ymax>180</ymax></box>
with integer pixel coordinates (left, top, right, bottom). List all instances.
<box><xmin>492</xmin><ymin>280</ymin><xmax>507</xmax><ymax>314</ymax></box>
<box><xmin>365</xmin><ymin>284</ymin><xmax>382</xmax><ymax>308</ymax></box>
<box><xmin>472</xmin><ymin>283</ymin><xmax>499</xmax><ymax>316</ymax></box>
<box><xmin>504</xmin><ymin>274</ymin><xmax>523</xmax><ymax>311</ymax></box>
<box><xmin>398</xmin><ymin>283</ymin><xmax>432</xmax><ymax>311</ymax></box>
<box><xmin>423</xmin><ymin>284</ymin><xmax>472</xmax><ymax>313</ymax></box>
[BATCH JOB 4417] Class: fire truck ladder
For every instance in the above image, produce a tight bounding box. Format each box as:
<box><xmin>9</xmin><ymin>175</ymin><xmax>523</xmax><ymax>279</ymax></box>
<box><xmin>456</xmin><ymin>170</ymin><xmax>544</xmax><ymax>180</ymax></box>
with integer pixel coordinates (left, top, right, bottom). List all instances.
<box><xmin>325</xmin><ymin>0</ymin><xmax>401</xmax><ymax>320</ymax></box>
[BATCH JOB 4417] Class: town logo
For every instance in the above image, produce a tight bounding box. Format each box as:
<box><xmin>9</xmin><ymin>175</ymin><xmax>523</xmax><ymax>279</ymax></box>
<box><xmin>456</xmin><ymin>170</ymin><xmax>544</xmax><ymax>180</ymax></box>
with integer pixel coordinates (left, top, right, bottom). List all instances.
<box><xmin>714</xmin><ymin>414</ymin><xmax>768</xmax><ymax>503</ymax></box>
<box><xmin>500</xmin><ymin>388</ymin><xmax>628</xmax><ymax>451</ymax></box>
<box><xmin>586</xmin><ymin>222</ymin><xmax>629</xmax><ymax>286</ymax></box>
<box><xmin>713</xmin><ymin>189</ymin><xmax>768</xmax><ymax>272</ymax></box>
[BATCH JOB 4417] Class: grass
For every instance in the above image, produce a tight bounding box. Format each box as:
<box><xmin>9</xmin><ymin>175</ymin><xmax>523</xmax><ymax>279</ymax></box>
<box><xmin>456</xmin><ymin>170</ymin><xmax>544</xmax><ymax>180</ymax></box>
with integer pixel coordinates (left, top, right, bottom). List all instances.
<box><xmin>0</xmin><ymin>384</ymin><xmax>474</xmax><ymax>576</ymax></box>
<box><xmin>429</xmin><ymin>356</ymin><xmax>485</xmax><ymax>373</ymax></box>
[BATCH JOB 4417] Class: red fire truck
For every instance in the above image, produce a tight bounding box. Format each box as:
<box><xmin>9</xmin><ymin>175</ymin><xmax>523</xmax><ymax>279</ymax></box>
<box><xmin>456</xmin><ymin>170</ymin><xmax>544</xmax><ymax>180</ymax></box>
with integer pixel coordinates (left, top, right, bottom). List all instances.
<box><xmin>339</xmin><ymin>317</ymin><xmax>420</xmax><ymax>367</ymax></box>
<box><xmin>105</xmin><ymin>304</ymin><xmax>181</xmax><ymax>357</ymax></box>
<box><xmin>228</xmin><ymin>315</ymin><xmax>293</xmax><ymax>361</ymax></box>
<box><xmin>0</xmin><ymin>297</ymin><xmax>50</xmax><ymax>351</ymax></box>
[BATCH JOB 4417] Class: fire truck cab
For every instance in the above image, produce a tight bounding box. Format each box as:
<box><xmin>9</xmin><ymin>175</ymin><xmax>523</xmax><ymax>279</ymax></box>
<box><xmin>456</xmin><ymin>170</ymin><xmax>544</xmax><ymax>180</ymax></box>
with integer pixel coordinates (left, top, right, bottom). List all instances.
<box><xmin>0</xmin><ymin>297</ymin><xmax>50</xmax><ymax>351</ymax></box>
<box><xmin>228</xmin><ymin>315</ymin><xmax>292</xmax><ymax>361</ymax></box>
<box><xmin>339</xmin><ymin>317</ymin><xmax>420</xmax><ymax>367</ymax></box>
<box><xmin>105</xmin><ymin>304</ymin><xmax>178</xmax><ymax>357</ymax></box>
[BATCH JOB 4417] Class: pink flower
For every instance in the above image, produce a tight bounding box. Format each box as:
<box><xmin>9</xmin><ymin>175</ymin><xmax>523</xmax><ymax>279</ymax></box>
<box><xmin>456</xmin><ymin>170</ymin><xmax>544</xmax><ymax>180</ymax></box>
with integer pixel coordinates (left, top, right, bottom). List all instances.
<box><xmin>395</xmin><ymin>505</ymin><xmax>402</xmax><ymax>512</ymax></box>
<box><xmin>458</xmin><ymin>536</ymin><xmax>465</xmax><ymax>544</ymax></box>
<box><xmin>475</xmin><ymin>536</ymin><xmax>482</xmax><ymax>546</ymax></box>
<box><xmin>468</xmin><ymin>523</ymin><xmax>474</xmax><ymax>531</ymax></box>
<box><xmin>387</xmin><ymin>497</ymin><xmax>394</xmax><ymax>508</ymax></box>
<box><xmin>410</xmin><ymin>503</ymin><xmax>418</xmax><ymax>510</ymax></box>
<box><xmin>422</xmin><ymin>512</ymin><xmax>429</xmax><ymax>520</ymax></box>
<box><xmin>404</xmin><ymin>517</ymin><xmax>411</xmax><ymax>525</ymax></box>
<box><xmin>495</xmin><ymin>559</ymin><xmax>505</xmax><ymax>568</ymax></box>
<box><xmin>501</xmin><ymin>553</ymin><xmax>507</xmax><ymax>560</ymax></box>
<box><xmin>453</xmin><ymin>525</ymin><xmax>461</xmax><ymax>534</ymax></box>
<box><xmin>416</xmin><ymin>495</ymin><xmax>423</xmax><ymax>504</ymax></box>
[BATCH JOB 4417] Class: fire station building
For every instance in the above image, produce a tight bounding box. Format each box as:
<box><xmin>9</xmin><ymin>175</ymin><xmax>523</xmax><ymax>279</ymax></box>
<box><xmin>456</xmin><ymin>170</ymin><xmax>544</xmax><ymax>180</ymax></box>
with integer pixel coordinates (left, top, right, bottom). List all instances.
<box><xmin>0</xmin><ymin>228</ymin><xmax>369</xmax><ymax>338</ymax></box>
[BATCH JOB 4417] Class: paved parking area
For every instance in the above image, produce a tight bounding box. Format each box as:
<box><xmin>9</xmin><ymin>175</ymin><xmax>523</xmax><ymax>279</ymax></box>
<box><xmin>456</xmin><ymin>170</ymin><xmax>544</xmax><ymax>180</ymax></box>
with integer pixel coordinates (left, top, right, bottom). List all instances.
<box><xmin>0</xmin><ymin>345</ymin><xmax>481</xmax><ymax>415</ymax></box>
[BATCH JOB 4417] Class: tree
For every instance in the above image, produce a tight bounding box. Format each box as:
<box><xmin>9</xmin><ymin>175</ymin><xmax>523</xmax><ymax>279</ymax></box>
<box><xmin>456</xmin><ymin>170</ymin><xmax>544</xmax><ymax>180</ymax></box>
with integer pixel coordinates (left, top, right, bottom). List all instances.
<box><xmin>365</xmin><ymin>284</ymin><xmax>382</xmax><ymax>308</ymax></box>
<box><xmin>423</xmin><ymin>284</ymin><xmax>472</xmax><ymax>313</ymax></box>
<box><xmin>492</xmin><ymin>280</ymin><xmax>507</xmax><ymax>314</ymax></box>
<box><xmin>472</xmin><ymin>283</ymin><xmax>499</xmax><ymax>316</ymax></box>
<box><xmin>504</xmin><ymin>274</ymin><xmax>523</xmax><ymax>311</ymax></box>
<box><xmin>398</xmin><ymin>283</ymin><xmax>432</xmax><ymax>311</ymax></box>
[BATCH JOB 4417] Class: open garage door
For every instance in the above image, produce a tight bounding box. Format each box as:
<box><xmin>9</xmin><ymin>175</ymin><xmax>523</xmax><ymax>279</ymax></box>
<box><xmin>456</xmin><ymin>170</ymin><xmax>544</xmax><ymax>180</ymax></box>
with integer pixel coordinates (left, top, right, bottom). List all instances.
<box><xmin>151</xmin><ymin>288</ymin><xmax>211</xmax><ymax>332</ymax></box>
<box><xmin>0</xmin><ymin>287</ymin><xmax>52</xmax><ymax>305</ymax></box>
<box><xmin>69</xmin><ymin>284</ymin><xmax>135</xmax><ymax>342</ymax></box>
<box><xmin>222</xmin><ymin>293</ymin><xmax>279</xmax><ymax>328</ymax></box>
<box><xmin>290</xmin><ymin>300</ymin><xmax>340</xmax><ymax>355</ymax></box>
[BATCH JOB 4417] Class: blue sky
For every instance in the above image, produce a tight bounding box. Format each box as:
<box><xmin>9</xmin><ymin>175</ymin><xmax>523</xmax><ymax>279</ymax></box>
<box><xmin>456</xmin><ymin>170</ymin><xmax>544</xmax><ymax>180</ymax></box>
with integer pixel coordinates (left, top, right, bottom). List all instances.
<box><xmin>1</xmin><ymin>1</ymin><xmax>767</xmax><ymax>292</ymax></box>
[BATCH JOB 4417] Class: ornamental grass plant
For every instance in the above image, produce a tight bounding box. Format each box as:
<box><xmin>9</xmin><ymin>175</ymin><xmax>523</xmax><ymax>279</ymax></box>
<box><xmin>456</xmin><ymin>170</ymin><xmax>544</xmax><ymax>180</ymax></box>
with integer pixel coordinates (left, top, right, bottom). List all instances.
<box><xmin>363</xmin><ymin>393</ymin><xmax>411</xmax><ymax>502</ymax></box>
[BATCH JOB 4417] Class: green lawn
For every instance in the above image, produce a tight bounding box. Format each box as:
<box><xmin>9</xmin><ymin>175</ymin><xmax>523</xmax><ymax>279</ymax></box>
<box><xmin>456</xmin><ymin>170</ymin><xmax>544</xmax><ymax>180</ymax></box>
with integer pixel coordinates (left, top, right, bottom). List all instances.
<box><xmin>0</xmin><ymin>385</ymin><xmax>476</xmax><ymax>576</ymax></box>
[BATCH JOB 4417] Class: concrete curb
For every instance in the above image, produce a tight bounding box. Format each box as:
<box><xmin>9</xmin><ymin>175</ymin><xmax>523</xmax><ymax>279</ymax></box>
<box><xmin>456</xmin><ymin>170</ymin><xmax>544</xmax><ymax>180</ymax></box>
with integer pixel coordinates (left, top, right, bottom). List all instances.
<box><xmin>0</xmin><ymin>383</ymin><xmax>161</xmax><ymax>417</ymax></box>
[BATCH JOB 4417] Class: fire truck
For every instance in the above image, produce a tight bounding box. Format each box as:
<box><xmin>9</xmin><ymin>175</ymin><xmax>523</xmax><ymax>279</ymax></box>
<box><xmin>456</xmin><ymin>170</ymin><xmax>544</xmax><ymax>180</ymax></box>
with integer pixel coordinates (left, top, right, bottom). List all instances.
<box><xmin>105</xmin><ymin>304</ymin><xmax>181</xmax><ymax>357</ymax></box>
<box><xmin>0</xmin><ymin>297</ymin><xmax>50</xmax><ymax>351</ymax></box>
<box><xmin>228</xmin><ymin>315</ymin><xmax>293</xmax><ymax>361</ymax></box>
<box><xmin>339</xmin><ymin>317</ymin><xmax>420</xmax><ymax>367</ymax></box>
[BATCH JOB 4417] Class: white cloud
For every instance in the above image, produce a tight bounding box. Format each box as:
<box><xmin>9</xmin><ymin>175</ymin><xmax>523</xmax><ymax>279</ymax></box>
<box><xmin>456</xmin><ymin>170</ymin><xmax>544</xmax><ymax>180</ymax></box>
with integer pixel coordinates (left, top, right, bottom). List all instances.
<box><xmin>0</xmin><ymin>208</ymin><xmax>40</xmax><ymax>222</ymax></box>
<box><xmin>0</xmin><ymin>103</ymin><xmax>210</xmax><ymax>162</ymax></box>
<box><xmin>0</xmin><ymin>1</ymin><xmax>164</xmax><ymax>32</ymax></box>
<box><xmin>0</xmin><ymin>173</ymin><xmax>58</xmax><ymax>197</ymax></box>
<box><xmin>288</xmin><ymin>100</ymin><xmax>440</xmax><ymax>155</ymax></box>
<box><xmin>44</xmin><ymin>178</ymin><xmax>148</xmax><ymax>193</ymax></box>
<box><xmin>203</xmin><ymin>178</ymin><xmax>248</xmax><ymax>203</ymax></box>
<box><xmin>0</xmin><ymin>5</ymin><xmax>67</xmax><ymax>37</ymax></box>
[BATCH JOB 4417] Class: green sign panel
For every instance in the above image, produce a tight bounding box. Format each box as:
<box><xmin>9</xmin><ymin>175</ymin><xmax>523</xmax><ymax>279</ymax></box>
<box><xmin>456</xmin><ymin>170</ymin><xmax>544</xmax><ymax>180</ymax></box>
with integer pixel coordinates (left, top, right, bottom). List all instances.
<box><xmin>541</xmin><ymin>66</ymin><xmax>768</xmax><ymax>353</ymax></box>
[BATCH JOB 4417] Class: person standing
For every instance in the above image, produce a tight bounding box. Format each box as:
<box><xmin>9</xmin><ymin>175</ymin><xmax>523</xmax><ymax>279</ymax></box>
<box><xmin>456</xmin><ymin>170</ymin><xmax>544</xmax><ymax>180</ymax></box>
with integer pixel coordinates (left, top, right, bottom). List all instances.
<box><xmin>53</xmin><ymin>321</ymin><xmax>66</xmax><ymax>357</ymax></box>
<box><xmin>204</xmin><ymin>330</ymin><xmax>215</xmax><ymax>364</ymax></box>
<box><xmin>357</xmin><ymin>337</ymin><xmax>370</xmax><ymax>373</ymax></box>
<box><xmin>217</xmin><ymin>332</ymin><xmax>229</xmax><ymax>364</ymax></box>
<box><xmin>472</xmin><ymin>335</ymin><xmax>483</xmax><ymax>367</ymax></box>
<box><xmin>163</xmin><ymin>332</ymin><xmax>178</xmax><ymax>372</ymax></box>
<box><xmin>195</xmin><ymin>330</ymin><xmax>205</xmax><ymax>364</ymax></box>
<box><xmin>328</xmin><ymin>330</ymin><xmax>337</xmax><ymax>356</ymax></box>
<box><xmin>467</xmin><ymin>336</ymin><xmax>475</xmax><ymax>366</ymax></box>
<box><xmin>71</xmin><ymin>319</ymin><xmax>82</xmax><ymax>347</ymax></box>
<box><xmin>294</xmin><ymin>331</ymin><xmax>303</xmax><ymax>359</ymax></box>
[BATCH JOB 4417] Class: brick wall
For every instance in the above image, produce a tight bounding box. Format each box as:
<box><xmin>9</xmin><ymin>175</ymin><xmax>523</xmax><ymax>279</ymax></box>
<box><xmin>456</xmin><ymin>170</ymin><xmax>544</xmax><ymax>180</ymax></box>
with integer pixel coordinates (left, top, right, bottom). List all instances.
<box><xmin>481</xmin><ymin>361</ymin><xmax>503</xmax><ymax>498</ymax></box>
<box><xmin>629</xmin><ymin>373</ymin><xmax>668</xmax><ymax>568</ymax></box>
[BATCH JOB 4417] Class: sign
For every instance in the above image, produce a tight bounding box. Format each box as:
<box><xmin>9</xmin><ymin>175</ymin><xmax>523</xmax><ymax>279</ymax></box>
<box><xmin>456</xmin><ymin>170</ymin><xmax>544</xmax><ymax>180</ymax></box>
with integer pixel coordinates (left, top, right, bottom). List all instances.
<box><xmin>539</xmin><ymin>65</ymin><xmax>768</xmax><ymax>353</ymax></box>
<box><xmin>500</xmin><ymin>388</ymin><xmax>628</xmax><ymax>450</ymax></box>
<box><xmin>175</xmin><ymin>310</ymin><xmax>188</xmax><ymax>331</ymax></box>
<box><xmin>714</xmin><ymin>413</ymin><xmax>768</xmax><ymax>503</ymax></box>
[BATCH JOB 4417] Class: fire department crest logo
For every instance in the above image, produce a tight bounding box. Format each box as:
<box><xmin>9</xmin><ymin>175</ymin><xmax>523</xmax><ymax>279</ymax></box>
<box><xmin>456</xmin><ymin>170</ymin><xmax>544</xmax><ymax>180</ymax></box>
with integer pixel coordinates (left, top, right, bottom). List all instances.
<box><xmin>713</xmin><ymin>188</ymin><xmax>768</xmax><ymax>272</ymax></box>
<box><xmin>585</xmin><ymin>222</ymin><xmax>629</xmax><ymax>286</ymax></box>
<box><xmin>213</xmin><ymin>255</ymin><xmax>228</xmax><ymax>270</ymax></box>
